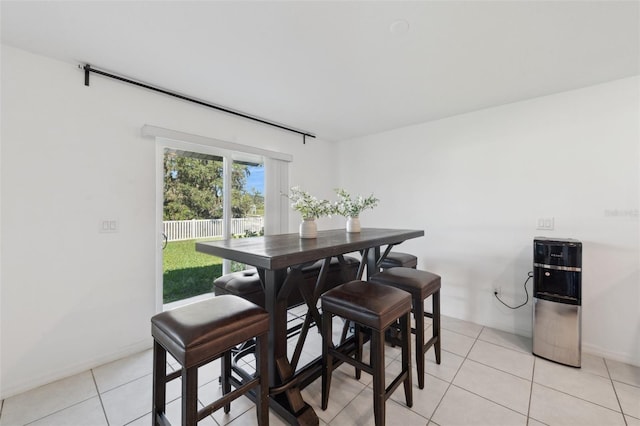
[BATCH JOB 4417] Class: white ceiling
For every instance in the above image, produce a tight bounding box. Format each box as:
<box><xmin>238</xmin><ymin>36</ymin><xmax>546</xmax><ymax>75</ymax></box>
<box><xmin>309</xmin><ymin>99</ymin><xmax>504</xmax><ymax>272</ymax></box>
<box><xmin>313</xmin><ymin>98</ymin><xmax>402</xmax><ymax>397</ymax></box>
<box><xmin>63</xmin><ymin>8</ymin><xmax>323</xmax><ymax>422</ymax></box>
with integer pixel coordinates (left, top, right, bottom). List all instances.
<box><xmin>2</xmin><ymin>1</ymin><xmax>638</xmax><ymax>142</ymax></box>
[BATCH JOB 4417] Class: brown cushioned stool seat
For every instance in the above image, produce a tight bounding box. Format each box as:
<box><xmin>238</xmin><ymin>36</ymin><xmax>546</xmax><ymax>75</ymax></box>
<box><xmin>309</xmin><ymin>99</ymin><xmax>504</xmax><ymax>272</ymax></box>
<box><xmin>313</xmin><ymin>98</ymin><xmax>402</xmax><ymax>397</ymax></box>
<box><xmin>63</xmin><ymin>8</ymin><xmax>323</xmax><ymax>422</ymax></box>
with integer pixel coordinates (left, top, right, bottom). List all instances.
<box><xmin>213</xmin><ymin>270</ymin><xmax>265</xmax><ymax>307</ymax></box>
<box><xmin>379</xmin><ymin>252</ymin><xmax>418</xmax><ymax>269</ymax></box>
<box><xmin>151</xmin><ymin>295</ymin><xmax>269</xmax><ymax>426</ymax></box>
<box><xmin>369</xmin><ymin>267</ymin><xmax>441</xmax><ymax>389</ymax></box>
<box><xmin>213</xmin><ymin>256</ymin><xmax>359</xmax><ymax>308</ymax></box>
<box><xmin>321</xmin><ymin>280</ymin><xmax>413</xmax><ymax>426</ymax></box>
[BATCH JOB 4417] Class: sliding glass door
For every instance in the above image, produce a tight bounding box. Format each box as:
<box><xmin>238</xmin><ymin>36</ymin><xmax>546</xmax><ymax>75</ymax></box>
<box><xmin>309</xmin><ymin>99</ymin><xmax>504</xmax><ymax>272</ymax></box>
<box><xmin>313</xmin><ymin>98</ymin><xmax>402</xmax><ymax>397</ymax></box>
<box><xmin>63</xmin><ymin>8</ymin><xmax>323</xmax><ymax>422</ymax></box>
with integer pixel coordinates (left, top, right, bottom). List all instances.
<box><xmin>150</xmin><ymin>127</ymin><xmax>291</xmax><ymax>312</ymax></box>
<box><xmin>159</xmin><ymin>145</ymin><xmax>264</xmax><ymax>306</ymax></box>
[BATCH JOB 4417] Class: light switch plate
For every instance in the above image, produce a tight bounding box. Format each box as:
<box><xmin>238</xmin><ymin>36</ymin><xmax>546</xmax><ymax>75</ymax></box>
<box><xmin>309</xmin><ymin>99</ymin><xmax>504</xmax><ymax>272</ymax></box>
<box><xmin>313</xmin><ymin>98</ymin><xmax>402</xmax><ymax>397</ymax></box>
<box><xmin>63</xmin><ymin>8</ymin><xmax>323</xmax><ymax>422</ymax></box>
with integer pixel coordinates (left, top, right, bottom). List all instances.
<box><xmin>536</xmin><ymin>217</ymin><xmax>554</xmax><ymax>230</ymax></box>
<box><xmin>99</xmin><ymin>219</ymin><xmax>118</xmax><ymax>233</ymax></box>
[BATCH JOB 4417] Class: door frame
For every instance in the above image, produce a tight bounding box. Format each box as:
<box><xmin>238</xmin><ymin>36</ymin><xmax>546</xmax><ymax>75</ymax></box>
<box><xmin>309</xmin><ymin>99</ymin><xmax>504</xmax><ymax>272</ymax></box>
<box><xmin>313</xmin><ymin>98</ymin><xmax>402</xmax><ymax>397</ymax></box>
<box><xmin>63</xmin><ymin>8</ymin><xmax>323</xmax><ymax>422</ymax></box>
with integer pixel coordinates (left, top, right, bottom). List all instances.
<box><xmin>146</xmin><ymin>125</ymin><xmax>292</xmax><ymax>313</ymax></box>
<box><xmin>155</xmin><ymin>138</ymin><xmax>262</xmax><ymax>312</ymax></box>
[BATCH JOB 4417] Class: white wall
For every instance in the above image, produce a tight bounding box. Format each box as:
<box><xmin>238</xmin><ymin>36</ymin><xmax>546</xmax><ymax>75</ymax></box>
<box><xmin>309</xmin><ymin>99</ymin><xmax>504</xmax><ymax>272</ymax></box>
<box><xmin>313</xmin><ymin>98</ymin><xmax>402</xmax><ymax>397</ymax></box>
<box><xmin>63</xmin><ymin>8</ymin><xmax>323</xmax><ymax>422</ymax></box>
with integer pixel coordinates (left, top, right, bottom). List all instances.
<box><xmin>2</xmin><ymin>44</ymin><xmax>638</xmax><ymax>399</ymax></box>
<box><xmin>0</xmin><ymin>45</ymin><xmax>340</xmax><ymax>398</ymax></box>
<box><xmin>337</xmin><ymin>76</ymin><xmax>640</xmax><ymax>366</ymax></box>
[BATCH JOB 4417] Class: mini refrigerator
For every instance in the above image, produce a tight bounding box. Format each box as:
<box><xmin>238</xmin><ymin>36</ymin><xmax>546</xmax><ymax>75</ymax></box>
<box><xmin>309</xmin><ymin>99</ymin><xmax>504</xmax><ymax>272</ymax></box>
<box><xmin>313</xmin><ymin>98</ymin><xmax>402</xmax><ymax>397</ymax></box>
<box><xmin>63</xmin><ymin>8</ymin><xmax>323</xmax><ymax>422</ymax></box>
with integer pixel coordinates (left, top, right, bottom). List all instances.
<box><xmin>532</xmin><ymin>237</ymin><xmax>582</xmax><ymax>367</ymax></box>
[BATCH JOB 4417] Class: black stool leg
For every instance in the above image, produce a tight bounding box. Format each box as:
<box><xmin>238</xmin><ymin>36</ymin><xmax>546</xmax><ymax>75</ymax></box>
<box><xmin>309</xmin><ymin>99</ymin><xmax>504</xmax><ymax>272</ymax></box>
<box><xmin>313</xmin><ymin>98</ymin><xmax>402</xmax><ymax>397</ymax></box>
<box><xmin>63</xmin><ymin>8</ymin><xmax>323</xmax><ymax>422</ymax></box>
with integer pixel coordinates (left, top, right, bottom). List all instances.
<box><xmin>182</xmin><ymin>366</ymin><xmax>198</xmax><ymax>426</ymax></box>
<box><xmin>256</xmin><ymin>332</ymin><xmax>269</xmax><ymax>426</ymax></box>
<box><xmin>340</xmin><ymin>319</ymin><xmax>351</xmax><ymax>344</ymax></box>
<box><xmin>152</xmin><ymin>341</ymin><xmax>167</xmax><ymax>424</ymax></box>
<box><xmin>414</xmin><ymin>296</ymin><xmax>426</xmax><ymax>389</ymax></box>
<box><xmin>434</xmin><ymin>291</ymin><xmax>441</xmax><ymax>364</ymax></box>
<box><xmin>355</xmin><ymin>324</ymin><xmax>363</xmax><ymax>380</ymax></box>
<box><xmin>401</xmin><ymin>312</ymin><xmax>413</xmax><ymax>407</ymax></box>
<box><xmin>372</xmin><ymin>329</ymin><xmax>386</xmax><ymax>426</ymax></box>
<box><xmin>322</xmin><ymin>311</ymin><xmax>333</xmax><ymax>410</ymax></box>
<box><xmin>222</xmin><ymin>350</ymin><xmax>232</xmax><ymax>413</ymax></box>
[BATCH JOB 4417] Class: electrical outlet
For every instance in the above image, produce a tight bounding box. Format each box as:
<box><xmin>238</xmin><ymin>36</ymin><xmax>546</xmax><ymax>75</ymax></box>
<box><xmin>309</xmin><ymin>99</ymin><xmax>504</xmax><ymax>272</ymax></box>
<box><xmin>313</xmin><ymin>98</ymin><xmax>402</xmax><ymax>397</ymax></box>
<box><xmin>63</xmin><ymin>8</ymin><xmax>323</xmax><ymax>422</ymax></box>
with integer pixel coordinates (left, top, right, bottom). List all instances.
<box><xmin>99</xmin><ymin>219</ymin><xmax>118</xmax><ymax>233</ymax></box>
<box><xmin>536</xmin><ymin>217</ymin><xmax>554</xmax><ymax>230</ymax></box>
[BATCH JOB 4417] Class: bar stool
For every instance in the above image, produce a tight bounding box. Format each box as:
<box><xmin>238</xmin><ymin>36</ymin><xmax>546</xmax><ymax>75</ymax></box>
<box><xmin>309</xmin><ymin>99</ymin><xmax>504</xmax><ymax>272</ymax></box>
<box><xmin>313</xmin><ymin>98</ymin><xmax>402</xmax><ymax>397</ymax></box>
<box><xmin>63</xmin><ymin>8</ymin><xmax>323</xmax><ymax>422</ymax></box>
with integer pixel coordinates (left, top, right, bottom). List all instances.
<box><xmin>213</xmin><ymin>270</ymin><xmax>265</xmax><ymax>307</ymax></box>
<box><xmin>213</xmin><ymin>256</ymin><xmax>359</xmax><ymax>308</ymax></box>
<box><xmin>321</xmin><ymin>280</ymin><xmax>413</xmax><ymax>426</ymax></box>
<box><xmin>380</xmin><ymin>252</ymin><xmax>417</xmax><ymax>269</ymax></box>
<box><xmin>151</xmin><ymin>295</ymin><xmax>270</xmax><ymax>426</ymax></box>
<box><xmin>369</xmin><ymin>267</ymin><xmax>441</xmax><ymax>389</ymax></box>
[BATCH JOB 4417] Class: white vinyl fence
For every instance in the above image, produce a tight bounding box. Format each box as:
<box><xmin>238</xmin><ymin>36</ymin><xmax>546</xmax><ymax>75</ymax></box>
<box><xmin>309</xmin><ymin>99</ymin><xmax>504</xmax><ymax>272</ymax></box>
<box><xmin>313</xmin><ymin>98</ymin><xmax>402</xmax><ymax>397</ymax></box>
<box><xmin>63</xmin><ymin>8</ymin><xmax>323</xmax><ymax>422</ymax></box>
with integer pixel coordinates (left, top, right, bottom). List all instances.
<box><xmin>164</xmin><ymin>217</ymin><xmax>264</xmax><ymax>242</ymax></box>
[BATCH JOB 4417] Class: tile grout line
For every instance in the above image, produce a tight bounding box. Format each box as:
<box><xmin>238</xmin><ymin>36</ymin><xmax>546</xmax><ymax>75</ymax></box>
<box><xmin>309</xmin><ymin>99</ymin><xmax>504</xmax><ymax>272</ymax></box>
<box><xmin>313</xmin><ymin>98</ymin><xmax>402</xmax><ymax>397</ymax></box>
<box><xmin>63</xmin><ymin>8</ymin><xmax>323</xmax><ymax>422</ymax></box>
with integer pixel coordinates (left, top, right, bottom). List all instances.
<box><xmin>21</xmin><ymin>395</ymin><xmax>98</xmax><ymax>425</ymax></box>
<box><xmin>124</xmin><ymin>412</ymin><xmax>148</xmax><ymax>425</ymax></box>
<box><xmin>526</xmin><ymin>357</ymin><xmax>537</xmax><ymax>426</ymax></box>
<box><xmin>321</xmin><ymin>338</ymin><xmax>428</xmax><ymax>426</ymax></box>
<box><xmin>464</xmin><ymin>354</ymin><xmax>533</xmax><ymax>383</ymax></box>
<box><xmin>322</xmin><ymin>375</ymin><xmax>369</xmax><ymax>425</ymax></box>
<box><xmin>532</xmin><ymin>380</ymin><xmax>629</xmax><ymax>416</ymax></box>
<box><xmin>384</xmin><ymin>335</ymin><xmax>433</xmax><ymax>425</ymax></box>
<box><xmin>443</xmin><ymin>332</ymin><xmax>538</xmax><ymax>422</ymax></box>
<box><xmin>443</xmin><ymin>327</ymin><xmax>536</xmax><ymax>422</ymax></box>
<box><xmin>462</xmin><ymin>328</ymin><xmax>618</xmax><ymax>424</ymax></box>
<box><xmin>91</xmin><ymin>369</ymin><xmax>110</xmax><ymax>426</ymax></box>
<box><xmin>473</xmin><ymin>334</ymin><xmax>533</xmax><ymax>356</ymax></box>
<box><xmin>398</xmin><ymin>328</ymin><xmax>430</xmax><ymax>422</ymax></box>
<box><xmin>447</xmin><ymin>383</ymin><xmax>534</xmax><ymax>420</ymax></box>
<box><xmin>427</xmin><ymin>325</ymin><xmax>484</xmax><ymax>424</ymax></box>
<box><xmin>603</xmin><ymin>358</ymin><xmax>629</xmax><ymax>426</ymax></box>
<box><xmin>14</xmin><ymin>371</ymin><xmax>105</xmax><ymax>426</ymax></box>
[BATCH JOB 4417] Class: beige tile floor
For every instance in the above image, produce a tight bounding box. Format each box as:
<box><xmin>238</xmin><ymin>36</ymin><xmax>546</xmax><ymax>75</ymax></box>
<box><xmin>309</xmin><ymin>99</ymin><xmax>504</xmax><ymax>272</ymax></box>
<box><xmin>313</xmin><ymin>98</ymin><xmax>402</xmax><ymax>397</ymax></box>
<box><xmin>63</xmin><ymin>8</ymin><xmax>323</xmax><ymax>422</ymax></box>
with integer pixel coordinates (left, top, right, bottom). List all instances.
<box><xmin>1</xmin><ymin>313</ymin><xmax>639</xmax><ymax>426</ymax></box>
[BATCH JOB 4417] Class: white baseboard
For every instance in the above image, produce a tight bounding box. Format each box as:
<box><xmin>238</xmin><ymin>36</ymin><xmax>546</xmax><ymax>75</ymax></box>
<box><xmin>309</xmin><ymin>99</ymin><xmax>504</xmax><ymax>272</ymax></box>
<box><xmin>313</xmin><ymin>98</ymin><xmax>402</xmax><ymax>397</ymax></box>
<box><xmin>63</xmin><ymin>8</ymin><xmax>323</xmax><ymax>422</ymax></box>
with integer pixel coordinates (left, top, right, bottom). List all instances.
<box><xmin>582</xmin><ymin>343</ymin><xmax>640</xmax><ymax>367</ymax></box>
<box><xmin>449</xmin><ymin>314</ymin><xmax>639</xmax><ymax>368</ymax></box>
<box><xmin>0</xmin><ymin>339</ymin><xmax>153</xmax><ymax>400</ymax></box>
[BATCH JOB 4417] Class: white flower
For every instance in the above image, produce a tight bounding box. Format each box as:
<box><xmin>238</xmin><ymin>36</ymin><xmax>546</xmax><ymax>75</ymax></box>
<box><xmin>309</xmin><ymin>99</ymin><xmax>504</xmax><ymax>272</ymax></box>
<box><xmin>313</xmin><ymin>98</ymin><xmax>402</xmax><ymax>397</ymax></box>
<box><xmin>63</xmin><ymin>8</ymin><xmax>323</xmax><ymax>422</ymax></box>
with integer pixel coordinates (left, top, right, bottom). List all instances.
<box><xmin>333</xmin><ymin>188</ymin><xmax>379</xmax><ymax>218</ymax></box>
<box><xmin>283</xmin><ymin>186</ymin><xmax>332</xmax><ymax>220</ymax></box>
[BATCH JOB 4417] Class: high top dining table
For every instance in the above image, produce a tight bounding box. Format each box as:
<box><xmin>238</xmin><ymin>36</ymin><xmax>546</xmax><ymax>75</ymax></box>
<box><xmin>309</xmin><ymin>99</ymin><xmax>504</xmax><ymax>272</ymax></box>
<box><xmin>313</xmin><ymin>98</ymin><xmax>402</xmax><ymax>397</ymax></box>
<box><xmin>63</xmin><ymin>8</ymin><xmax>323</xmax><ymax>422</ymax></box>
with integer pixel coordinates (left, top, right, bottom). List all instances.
<box><xmin>196</xmin><ymin>228</ymin><xmax>424</xmax><ymax>425</ymax></box>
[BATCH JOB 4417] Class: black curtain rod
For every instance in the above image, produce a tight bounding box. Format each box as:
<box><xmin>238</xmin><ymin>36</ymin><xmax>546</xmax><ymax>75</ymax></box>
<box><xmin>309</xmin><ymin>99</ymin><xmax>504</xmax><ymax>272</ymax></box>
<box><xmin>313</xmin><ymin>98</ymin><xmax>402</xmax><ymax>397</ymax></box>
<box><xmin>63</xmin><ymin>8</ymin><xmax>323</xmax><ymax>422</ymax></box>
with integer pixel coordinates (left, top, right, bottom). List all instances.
<box><xmin>80</xmin><ymin>64</ymin><xmax>315</xmax><ymax>143</ymax></box>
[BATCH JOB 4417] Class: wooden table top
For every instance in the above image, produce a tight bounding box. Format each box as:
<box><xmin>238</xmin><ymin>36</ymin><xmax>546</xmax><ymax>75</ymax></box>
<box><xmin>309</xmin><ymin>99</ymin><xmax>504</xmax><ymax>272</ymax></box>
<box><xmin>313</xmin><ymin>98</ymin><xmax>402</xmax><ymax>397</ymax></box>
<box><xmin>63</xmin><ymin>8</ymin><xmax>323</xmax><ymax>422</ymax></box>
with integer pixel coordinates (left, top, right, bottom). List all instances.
<box><xmin>196</xmin><ymin>228</ymin><xmax>424</xmax><ymax>270</ymax></box>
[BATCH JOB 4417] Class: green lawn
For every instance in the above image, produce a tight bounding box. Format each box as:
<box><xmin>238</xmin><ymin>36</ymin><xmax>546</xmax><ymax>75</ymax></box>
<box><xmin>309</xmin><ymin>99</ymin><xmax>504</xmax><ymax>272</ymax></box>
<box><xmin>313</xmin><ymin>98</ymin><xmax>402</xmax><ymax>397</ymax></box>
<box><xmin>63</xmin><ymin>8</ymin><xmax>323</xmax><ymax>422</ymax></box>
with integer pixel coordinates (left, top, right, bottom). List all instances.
<box><xmin>163</xmin><ymin>239</ymin><xmax>223</xmax><ymax>303</ymax></box>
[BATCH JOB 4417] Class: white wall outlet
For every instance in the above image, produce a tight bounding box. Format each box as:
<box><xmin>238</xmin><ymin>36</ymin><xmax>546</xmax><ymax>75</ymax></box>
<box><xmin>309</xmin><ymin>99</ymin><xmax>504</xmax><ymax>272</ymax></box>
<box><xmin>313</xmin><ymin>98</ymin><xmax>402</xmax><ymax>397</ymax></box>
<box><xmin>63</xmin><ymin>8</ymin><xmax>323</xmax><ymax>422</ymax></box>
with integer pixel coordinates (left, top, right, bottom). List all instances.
<box><xmin>99</xmin><ymin>219</ymin><xmax>118</xmax><ymax>233</ymax></box>
<box><xmin>536</xmin><ymin>217</ymin><xmax>554</xmax><ymax>230</ymax></box>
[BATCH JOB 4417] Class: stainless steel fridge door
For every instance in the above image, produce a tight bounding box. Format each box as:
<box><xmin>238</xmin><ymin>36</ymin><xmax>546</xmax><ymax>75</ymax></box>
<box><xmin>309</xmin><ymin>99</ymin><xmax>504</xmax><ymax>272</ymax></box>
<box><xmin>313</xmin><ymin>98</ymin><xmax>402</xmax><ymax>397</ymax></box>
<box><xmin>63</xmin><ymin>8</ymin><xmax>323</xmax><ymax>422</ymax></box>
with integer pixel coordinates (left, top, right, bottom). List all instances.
<box><xmin>533</xmin><ymin>297</ymin><xmax>581</xmax><ymax>367</ymax></box>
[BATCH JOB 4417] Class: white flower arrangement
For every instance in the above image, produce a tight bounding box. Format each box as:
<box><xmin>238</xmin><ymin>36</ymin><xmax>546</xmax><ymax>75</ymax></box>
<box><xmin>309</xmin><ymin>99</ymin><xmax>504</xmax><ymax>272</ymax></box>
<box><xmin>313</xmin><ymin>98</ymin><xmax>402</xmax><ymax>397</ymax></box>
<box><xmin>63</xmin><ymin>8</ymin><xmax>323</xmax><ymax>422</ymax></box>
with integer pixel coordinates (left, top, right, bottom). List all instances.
<box><xmin>333</xmin><ymin>188</ymin><xmax>379</xmax><ymax>218</ymax></box>
<box><xmin>285</xmin><ymin>186</ymin><xmax>333</xmax><ymax>220</ymax></box>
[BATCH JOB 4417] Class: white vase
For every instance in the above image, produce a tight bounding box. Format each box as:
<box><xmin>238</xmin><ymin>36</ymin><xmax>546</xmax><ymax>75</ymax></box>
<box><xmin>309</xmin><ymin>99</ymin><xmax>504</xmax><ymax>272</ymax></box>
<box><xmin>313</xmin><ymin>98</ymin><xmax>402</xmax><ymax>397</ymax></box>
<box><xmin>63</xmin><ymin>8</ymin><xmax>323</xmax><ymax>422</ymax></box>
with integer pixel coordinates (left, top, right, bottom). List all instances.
<box><xmin>346</xmin><ymin>216</ymin><xmax>361</xmax><ymax>233</ymax></box>
<box><xmin>299</xmin><ymin>218</ymin><xmax>318</xmax><ymax>238</ymax></box>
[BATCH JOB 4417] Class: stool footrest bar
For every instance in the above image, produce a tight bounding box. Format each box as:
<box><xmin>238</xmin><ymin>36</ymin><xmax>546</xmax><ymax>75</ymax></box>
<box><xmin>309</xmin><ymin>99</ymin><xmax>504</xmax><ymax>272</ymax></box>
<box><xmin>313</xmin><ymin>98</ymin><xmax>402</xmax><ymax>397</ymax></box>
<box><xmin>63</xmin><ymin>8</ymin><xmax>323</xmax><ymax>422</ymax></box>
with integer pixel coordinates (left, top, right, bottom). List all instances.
<box><xmin>424</xmin><ymin>336</ymin><xmax>439</xmax><ymax>351</ymax></box>
<box><xmin>328</xmin><ymin>347</ymin><xmax>373</xmax><ymax>376</ymax></box>
<box><xmin>385</xmin><ymin>371</ymin><xmax>409</xmax><ymax>401</ymax></box>
<box><xmin>164</xmin><ymin>369</ymin><xmax>181</xmax><ymax>383</ymax></box>
<box><xmin>198</xmin><ymin>377</ymin><xmax>261</xmax><ymax>421</ymax></box>
<box><xmin>155</xmin><ymin>412</ymin><xmax>171</xmax><ymax>426</ymax></box>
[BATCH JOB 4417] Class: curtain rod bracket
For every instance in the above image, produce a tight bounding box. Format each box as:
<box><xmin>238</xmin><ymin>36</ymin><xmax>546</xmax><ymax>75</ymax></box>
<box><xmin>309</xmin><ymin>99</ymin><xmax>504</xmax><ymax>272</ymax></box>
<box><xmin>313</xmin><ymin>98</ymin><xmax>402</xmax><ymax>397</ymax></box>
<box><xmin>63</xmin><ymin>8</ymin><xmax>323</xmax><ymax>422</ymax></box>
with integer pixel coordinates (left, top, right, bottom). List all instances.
<box><xmin>79</xmin><ymin>63</ymin><xmax>315</xmax><ymax>143</ymax></box>
<box><xmin>82</xmin><ymin>64</ymin><xmax>91</xmax><ymax>86</ymax></box>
